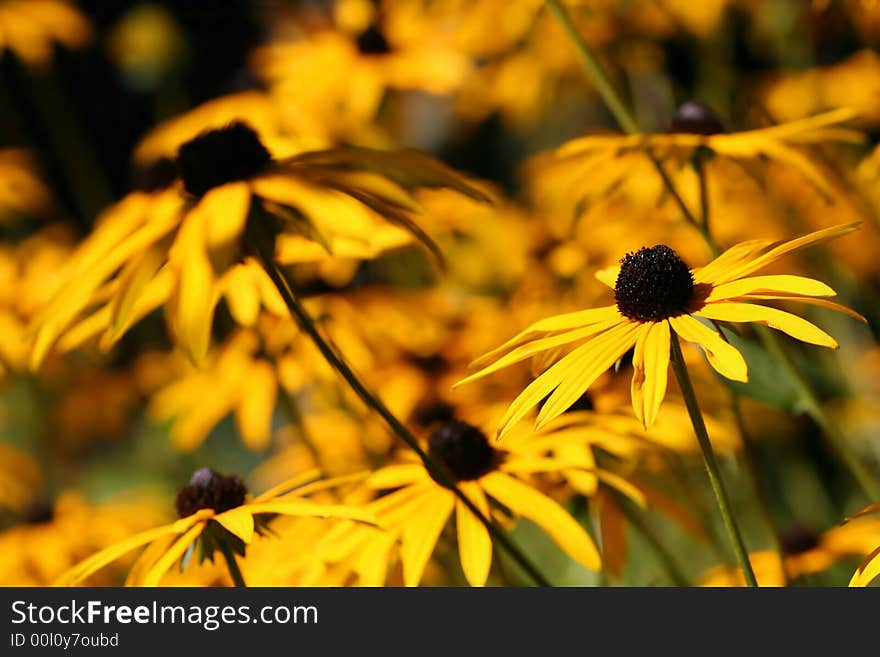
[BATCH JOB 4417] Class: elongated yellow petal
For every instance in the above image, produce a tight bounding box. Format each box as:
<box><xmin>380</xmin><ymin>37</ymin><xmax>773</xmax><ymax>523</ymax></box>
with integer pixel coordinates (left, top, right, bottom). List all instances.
<box><xmin>141</xmin><ymin>521</ymin><xmax>207</xmax><ymax>586</ymax></box>
<box><xmin>204</xmin><ymin>183</ymin><xmax>251</xmax><ymax>261</ymax></box>
<box><xmin>108</xmin><ymin>246</ymin><xmax>167</xmax><ymax>338</ymax></box>
<box><xmin>696</xmin><ymin>301</ymin><xmax>838</xmax><ymax>348</ymax></box>
<box><xmin>172</xmin><ymin>239</ymin><xmax>217</xmax><ymax>364</ymax></box>
<box><xmin>456</xmin><ymin>483</ymin><xmax>492</xmax><ymax>587</ymax></box>
<box><xmin>692</xmin><ymin>239</ymin><xmax>776</xmax><ymax>285</ymax></box>
<box><xmin>214</xmin><ymin>508</ymin><xmax>255</xmax><ymax>544</ymax></box>
<box><xmin>223</xmin><ymin>265</ymin><xmax>261</xmax><ymax>326</ymax></box>
<box><xmin>54</xmin><ymin>511</ymin><xmax>212</xmax><ymax>586</ymax></box>
<box><xmin>366</xmin><ymin>464</ymin><xmax>429</xmax><ymax>489</ymax></box>
<box><xmin>741</xmin><ymin>295</ymin><xmax>866</xmax><ymax>322</ymax></box>
<box><xmin>243</xmin><ymin>501</ymin><xmax>378</xmax><ymax>525</ymax></box>
<box><xmin>455</xmin><ymin>319</ymin><xmax>620</xmax><ymax>388</ymax></box>
<box><xmin>399</xmin><ymin>488</ymin><xmax>455</xmax><ymax>586</ymax></box>
<box><xmin>464</xmin><ymin>306</ymin><xmax>620</xmax><ymax>374</ymax></box>
<box><xmin>630</xmin><ymin>320</ymin><xmax>670</xmax><ymax>429</ymax></box>
<box><xmin>234</xmin><ymin>361</ymin><xmax>277</xmax><ymax>451</ymax></box>
<box><xmin>481</xmin><ymin>472</ymin><xmax>601</xmax><ymax>571</ymax></box>
<box><xmin>705</xmin><ymin>275</ymin><xmax>836</xmax><ymax>302</ymax></box>
<box><xmin>536</xmin><ymin>321</ymin><xmax>641</xmax><ymax>430</ymax></box>
<box><xmin>668</xmin><ymin>314</ymin><xmax>748</xmax><ymax>381</ymax></box>
<box><xmin>709</xmin><ymin>223</ymin><xmax>861</xmax><ymax>285</ymax></box>
<box><xmin>849</xmin><ymin>547</ymin><xmax>880</xmax><ymax>587</ymax></box>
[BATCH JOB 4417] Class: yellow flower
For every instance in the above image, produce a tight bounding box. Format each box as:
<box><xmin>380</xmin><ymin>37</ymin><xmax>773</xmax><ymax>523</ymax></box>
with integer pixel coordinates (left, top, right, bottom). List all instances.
<box><xmin>29</xmin><ymin>117</ymin><xmax>487</xmax><ymax>367</ymax></box>
<box><xmin>56</xmin><ymin>468</ymin><xmax>376</xmax><ymax>587</ymax></box>
<box><xmin>0</xmin><ymin>491</ymin><xmax>167</xmax><ymax>586</ymax></box>
<box><xmin>457</xmin><ymin>224</ymin><xmax>865</xmax><ymax>437</ymax></box>
<box><xmin>532</xmin><ymin>105</ymin><xmax>862</xmax><ymax>208</ymax></box>
<box><xmin>0</xmin><ymin>0</ymin><xmax>91</xmax><ymax>67</ymax></box>
<box><xmin>344</xmin><ymin>418</ymin><xmax>619</xmax><ymax>586</ymax></box>
<box><xmin>700</xmin><ymin>519</ymin><xmax>880</xmax><ymax>587</ymax></box>
<box><xmin>0</xmin><ymin>149</ymin><xmax>52</xmax><ymax>221</ymax></box>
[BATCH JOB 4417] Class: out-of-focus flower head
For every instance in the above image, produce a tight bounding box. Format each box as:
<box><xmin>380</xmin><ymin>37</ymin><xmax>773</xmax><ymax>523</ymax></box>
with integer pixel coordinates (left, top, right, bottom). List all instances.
<box><xmin>106</xmin><ymin>2</ymin><xmax>184</xmax><ymax>90</ymax></box>
<box><xmin>0</xmin><ymin>0</ymin><xmax>91</xmax><ymax>68</ymax></box>
<box><xmin>0</xmin><ymin>490</ymin><xmax>167</xmax><ymax>585</ymax></box>
<box><xmin>0</xmin><ymin>149</ymin><xmax>53</xmax><ymax>222</ymax></box>
<box><xmin>56</xmin><ymin>467</ymin><xmax>376</xmax><ymax>586</ymax></box>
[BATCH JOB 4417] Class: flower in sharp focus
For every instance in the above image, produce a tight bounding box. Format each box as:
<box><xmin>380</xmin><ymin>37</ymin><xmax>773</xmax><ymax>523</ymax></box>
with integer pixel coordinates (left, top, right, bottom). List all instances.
<box><xmin>0</xmin><ymin>0</ymin><xmax>91</xmax><ymax>67</ymax></box>
<box><xmin>55</xmin><ymin>468</ymin><xmax>376</xmax><ymax>586</ymax></box>
<box><xmin>28</xmin><ymin>112</ymin><xmax>489</xmax><ymax>367</ymax></box>
<box><xmin>456</xmin><ymin>223</ymin><xmax>866</xmax><ymax>437</ymax></box>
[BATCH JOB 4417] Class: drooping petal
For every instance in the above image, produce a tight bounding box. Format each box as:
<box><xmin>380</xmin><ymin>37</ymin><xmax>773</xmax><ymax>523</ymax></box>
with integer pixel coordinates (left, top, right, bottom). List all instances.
<box><xmin>140</xmin><ymin>521</ymin><xmax>207</xmax><ymax>586</ymax></box>
<box><xmin>399</xmin><ymin>488</ymin><xmax>455</xmax><ymax>586</ymax></box>
<box><xmin>849</xmin><ymin>546</ymin><xmax>880</xmax><ymax>587</ymax></box>
<box><xmin>214</xmin><ymin>507</ymin><xmax>256</xmax><ymax>544</ymax></box>
<box><xmin>456</xmin><ymin>483</ymin><xmax>492</xmax><ymax>587</ymax></box>
<box><xmin>234</xmin><ymin>361</ymin><xmax>278</xmax><ymax>451</ymax></box>
<box><xmin>455</xmin><ymin>318</ymin><xmax>621</xmax><ymax>387</ymax></box>
<box><xmin>630</xmin><ymin>320</ymin><xmax>671</xmax><ymax>429</ymax></box>
<box><xmin>536</xmin><ymin>321</ymin><xmax>642</xmax><ymax>430</ymax></box>
<box><xmin>668</xmin><ymin>314</ymin><xmax>748</xmax><ymax>381</ymax></box>
<box><xmin>54</xmin><ymin>511</ymin><xmax>212</xmax><ymax>586</ymax></box>
<box><xmin>481</xmin><ymin>472</ymin><xmax>601</xmax><ymax>571</ymax></box>
<box><xmin>696</xmin><ymin>301</ymin><xmax>838</xmax><ymax>348</ymax></box>
<box><xmin>463</xmin><ymin>306</ymin><xmax>620</xmax><ymax>374</ymax></box>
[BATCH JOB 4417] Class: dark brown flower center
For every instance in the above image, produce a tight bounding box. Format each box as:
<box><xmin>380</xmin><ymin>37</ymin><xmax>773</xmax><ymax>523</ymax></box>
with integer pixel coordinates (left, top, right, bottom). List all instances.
<box><xmin>176</xmin><ymin>122</ymin><xmax>271</xmax><ymax>197</ymax></box>
<box><xmin>428</xmin><ymin>421</ymin><xmax>500</xmax><ymax>483</ymax></box>
<box><xmin>356</xmin><ymin>24</ymin><xmax>391</xmax><ymax>55</ymax></box>
<box><xmin>21</xmin><ymin>499</ymin><xmax>54</xmax><ymax>525</ymax></box>
<box><xmin>175</xmin><ymin>468</ymin><xmax>247</xmax><ymax>518</ymax></box>
<box><xmin>780</xmin><ymin>525</ymin><xmax>821</xmax><ymax>556</ymax></box>
<box><xmin>667</xmin><ymin>101</ymin><xmax>725</xmax><ymax>135</ymax></box>
<box><xmin>132</xmin><ymin>156</ymin><xmax>179</xmax><ymax>192</ymax></box>
<box><xmin>614</xmin><ymin>245</ymin><xmax>694</xmax><ymax>322</ymax></box>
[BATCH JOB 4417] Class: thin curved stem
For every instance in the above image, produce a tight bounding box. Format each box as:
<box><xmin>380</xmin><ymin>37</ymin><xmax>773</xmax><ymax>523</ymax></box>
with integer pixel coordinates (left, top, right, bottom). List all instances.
<box><xmin>249</xmin><ymin>227</ymin><xmax>552</xmax><ymax>587</ymax></box>
<box><xmin>669</xmin><ymin>333</ymin><xmax>759</xmax><ymax>587</ymax></box>
<box><xmin>544</xmin><ymin>0</ymin><xmax>639</xmax><ymax>134</ymax></box>
<box><xmin>219</xmin><ymin>541</ymin><xmax>247</xmax><ymax>588</ymax></box>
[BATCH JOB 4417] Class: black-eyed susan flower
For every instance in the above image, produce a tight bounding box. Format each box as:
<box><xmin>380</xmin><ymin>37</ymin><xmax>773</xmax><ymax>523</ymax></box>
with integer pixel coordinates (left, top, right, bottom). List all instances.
<box><xmin>29</xmin><ymin>111</ymin><xmax>487</xmax><ymax>367</ymax></box>
<box><xmin>457</xmin><ymin>224</ymin><xmax>865</xmax><ymax>437</ymax></box>
<box><xmin>530</xmin><ymin>104</ymin><xmax>862</xmax><ymax>216</ymax></box>
<box><xmin>700</xmin><ymin>519</ymin><xmax>880</xmax><ymax>587</ymax></box>
<box><xmin>0</xmin><ymin>0</ymin><xmax>91</xmax><ymax>67</ymax></box>
<box><xmin>338</xmin><ymin>418</ymin><xmax>625</xmax><ymax>586</ymax></box>
<box><xmin>56</xmin><ymin>468</ymin><xmax>376</xmax><ymax>587</ymax></box>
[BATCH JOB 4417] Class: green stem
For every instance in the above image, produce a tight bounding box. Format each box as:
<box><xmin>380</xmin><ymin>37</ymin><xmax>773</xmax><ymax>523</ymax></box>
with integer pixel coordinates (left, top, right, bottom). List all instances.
<box><xmin>219</xmin><ymin>541</ymin><xmax>247</xmax><ymax>588</ymax></box>
<box><xmin>757</xmin><ymin>327</ymin><xmax>880</xmax><ymax>501</ymax></box>
<box><xmin>544</xmin><ymin>0</ymin><xmax>640</xmax><ymax>134</ymax></box>
<box><xmin>613</xmin><ymin>492</ymin><xmax>690</xmax><ymax>586</ymax></box>
<box><xmin>669</xmin><ymin>333</ymin><xmax>758</xmax><ymax>587</ymax></box>
<box><xmin>249</xmin><ymin>228</ymin><xmax>552</xmax><ymax>587</ymax></box>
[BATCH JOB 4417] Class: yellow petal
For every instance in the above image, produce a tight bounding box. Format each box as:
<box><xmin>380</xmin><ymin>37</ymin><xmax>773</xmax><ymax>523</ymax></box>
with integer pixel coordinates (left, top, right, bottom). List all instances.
<box><xmin>705</xmin><ymin>275</ymin><xmax>836</xmax><ymax>302</ymax></box>
<box><xmin>455</xmin><ymin>318</ymin><xmax>621</xmax><ymax>388</ymax></box>
<box><xmin>234</xmin><ymin>361</ymin><xmax>277</xmax><ymax>451</ymax></box>
<box><xmin>668</xmin><ymin>314</ymin><xmax>748</xmax><ymax>381</ymax></box>
<box><xmin>849</xmin><ymin>547</ymin><xmax>880</xmax><ymax>587</ymax></box>
<box><xmin>536</xmin><ymin>321</ymin><xmax>641</xmax><ymax>430</ymax></box>
<box><xmin>214</xmin><ymin>507</ymin><xmax>256</xmax><ymax>544</ymax></box>
<box><xmin>54</xmin><ymin>511</ymin><xmax>211</xmax><ymax>586</ymax></box>
<box><xmin>456</xmin><ymin>483</ymin><xmax>492</xmax><ymax>587</ymax></box>
<box><xmin>366</xmin><ymin>464</ymin><xmax>429</xmax><ymax>489</ymax></box>
<box><xmin>203</xmin><ymin>183</ymin><xmax>251</xmax><ymax>264</ymax></box>
<box><xmin>399</xmin><ymin>488</ymin><xmax>455</xmax><ymax>586</ymax></box>
<box><xmin>464</xmin><ymin>306</ymin><xmax>620</xmax><ymax>374</ymax></box>
<box><xmin>630</xmin><ymin>321</ymin><xmax>670</xmax><ymax>429</ymax></box>
<box><xmin>141</xmin><ymin>521</ymin><xmax>207</xmax><ymax>586</ymax></box>
<box><xmin>172</xmin><ymin>239</ymin><xmax>217</xmax><ymax>364</ymax></box>
<box><xmin>696</xmin><ymin>301</ymin><xmax>838</xmax><ymax>348</ymax></box>
<box><xmin>481</xmin><ymin>472</ymin><xmax>601</xmax><ymax>571</ymax></box>
<box><xmin>243</xmin><ymin>501</ymin><xmax>378</xmax><ymax>525</ymax></box>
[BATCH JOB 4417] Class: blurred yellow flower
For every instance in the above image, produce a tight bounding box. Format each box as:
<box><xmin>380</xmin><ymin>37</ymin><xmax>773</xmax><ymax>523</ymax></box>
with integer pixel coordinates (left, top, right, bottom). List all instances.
<box><xmin>0</xmin><ymin>0</ymin><xmax>91</xmax><ymax>67</ymax></box>
<box><xmin>0</xmin><ymin>149</ymin><xmax>52</xmax><ymax>221</ymax></box>
<box><xmin>56</xmin><ymin>468</ymin><xmax>376</xmax><ymax>586</ymax></box>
